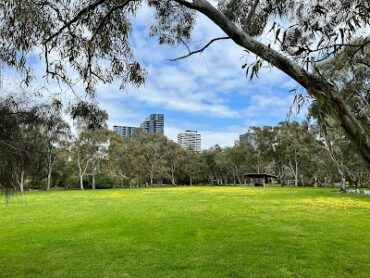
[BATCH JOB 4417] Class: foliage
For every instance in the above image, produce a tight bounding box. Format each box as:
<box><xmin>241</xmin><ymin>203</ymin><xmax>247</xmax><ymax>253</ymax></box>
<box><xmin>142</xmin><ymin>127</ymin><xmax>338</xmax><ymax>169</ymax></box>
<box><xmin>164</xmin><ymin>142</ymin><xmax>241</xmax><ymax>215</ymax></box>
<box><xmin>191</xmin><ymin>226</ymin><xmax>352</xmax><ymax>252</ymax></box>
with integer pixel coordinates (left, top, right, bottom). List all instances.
<box><xmin>95</xmin><ymin>174</ymin><xmax>115</xmax><ymax>189</ymax></box>
<box><xmin>1</xmin><ymin>0</ymin><xmax>367</xmax><ymax>89</ymax></box>
<box><xmin>308</xmin><ymin>44</ymin><xmax>370</xmax><ymax>186</ymax></box>
<box><xmin>310</xmin><ymin>41</ymin><xmax>369</xmax><ymax>131</ymax></box>
<box><xmin>2</xmin><ymin>108</ymin><xmax>368</xmax><ymax>191</ymax></box>
<box><xmin>0</xmin><ymin>92</ymin><xmax>62</xmax><ymax>191</ymax></box>
<box><xmin>0</xmin><ymin>0</ymin><xmax>369</xmax><ymax>167</ymax></box>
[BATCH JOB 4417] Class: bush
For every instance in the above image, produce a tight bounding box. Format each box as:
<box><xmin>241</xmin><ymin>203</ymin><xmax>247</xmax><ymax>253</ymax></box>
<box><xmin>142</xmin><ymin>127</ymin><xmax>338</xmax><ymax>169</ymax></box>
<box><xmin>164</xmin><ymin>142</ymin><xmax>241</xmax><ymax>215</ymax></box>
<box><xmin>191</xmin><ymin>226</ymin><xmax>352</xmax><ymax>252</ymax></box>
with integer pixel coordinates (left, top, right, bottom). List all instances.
<box><xmin>65</xmin><ymin>175</ymin><xmax>81</xmax><ymax>189</ymax></box>
<box><xmin>64</xmin><ymin>174</ymin><xmax>114</xmax><ymax>189</ymax></box>
<box><xmin>95</xmin><ymin>174</ymin><xmax>114</xmax><ymax>189</ymax></box>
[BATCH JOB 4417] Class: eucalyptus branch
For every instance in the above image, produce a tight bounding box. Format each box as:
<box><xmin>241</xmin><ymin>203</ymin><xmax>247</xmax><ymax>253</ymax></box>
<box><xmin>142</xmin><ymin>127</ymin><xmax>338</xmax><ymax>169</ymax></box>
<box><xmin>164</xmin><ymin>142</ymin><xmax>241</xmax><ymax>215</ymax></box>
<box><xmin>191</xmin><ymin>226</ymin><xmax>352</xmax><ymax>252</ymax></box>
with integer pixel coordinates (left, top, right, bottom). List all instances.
<box><xmin>244</xmin><ymin>0</ymin><xmax>260</xmax><ymax>27</ymax></box>
<box><xmin>170</xmin><ymin>36</ymin><xmax>230</xmax><ymax>61</ymax></box>
<box><xmin>89</xmin><ymin>0</ymin><xmax>134</xmax><ymax>43</ymax></box>
<box><xmin>308</xmin><ymin>40</ymin><xmax>370</xmax><ymax>55</ymax></box>
<box><xmin>0</xmin><ymin>140</ymin><xmax>29</xmax><ymax>153</ymax></box>
<box><xmin>173</xmin><ymin>0</ymin><xmax>197</xmax><ymax>9</ymax></box>
<box><xmin>44</xmin><ymin>0</ymin><xmax>108</xmax><ymax>44</ymax></box>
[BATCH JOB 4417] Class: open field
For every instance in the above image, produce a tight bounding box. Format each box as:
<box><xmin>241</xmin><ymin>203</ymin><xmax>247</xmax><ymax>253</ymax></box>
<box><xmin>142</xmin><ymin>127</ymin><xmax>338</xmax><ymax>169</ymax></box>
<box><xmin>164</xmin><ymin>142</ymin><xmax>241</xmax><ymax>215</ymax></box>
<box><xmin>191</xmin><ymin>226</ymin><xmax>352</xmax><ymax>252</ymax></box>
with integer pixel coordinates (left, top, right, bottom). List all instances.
<box><xmin>1</xmin><ymin>187</ymin><xmax>370</xmax><ymax>277</ymax></box>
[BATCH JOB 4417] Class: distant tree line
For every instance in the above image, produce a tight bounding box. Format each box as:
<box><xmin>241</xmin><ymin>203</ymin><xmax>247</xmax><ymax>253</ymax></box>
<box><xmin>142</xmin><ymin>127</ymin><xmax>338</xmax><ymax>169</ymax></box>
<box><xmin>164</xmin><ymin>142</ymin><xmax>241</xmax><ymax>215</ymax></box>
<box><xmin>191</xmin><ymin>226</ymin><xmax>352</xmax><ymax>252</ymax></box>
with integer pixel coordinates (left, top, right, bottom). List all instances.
<box><xmin>1</xmin><ymin>93</ymin><xmax>368</xmax><ymax>192</ymax></box>
<box><xmin>1</xmin><ymin>41</ymin><xmax>368</xmax><ymax>192</ymax></box>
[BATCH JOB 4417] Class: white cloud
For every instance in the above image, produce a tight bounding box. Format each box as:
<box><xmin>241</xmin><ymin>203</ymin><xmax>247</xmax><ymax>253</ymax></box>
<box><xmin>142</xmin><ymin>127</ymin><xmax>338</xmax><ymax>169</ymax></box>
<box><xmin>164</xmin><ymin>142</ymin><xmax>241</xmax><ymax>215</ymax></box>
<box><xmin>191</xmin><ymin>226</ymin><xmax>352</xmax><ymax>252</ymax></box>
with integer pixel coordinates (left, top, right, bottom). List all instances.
<box><xmin>94</xmin><ymin>8</ymin><xmax>302</xmax><ymax>148</ymax></box>
<box><xmin>1</xmin><ymin>3</ymin><xmax>305</xmax><ymax>149</ymax></box>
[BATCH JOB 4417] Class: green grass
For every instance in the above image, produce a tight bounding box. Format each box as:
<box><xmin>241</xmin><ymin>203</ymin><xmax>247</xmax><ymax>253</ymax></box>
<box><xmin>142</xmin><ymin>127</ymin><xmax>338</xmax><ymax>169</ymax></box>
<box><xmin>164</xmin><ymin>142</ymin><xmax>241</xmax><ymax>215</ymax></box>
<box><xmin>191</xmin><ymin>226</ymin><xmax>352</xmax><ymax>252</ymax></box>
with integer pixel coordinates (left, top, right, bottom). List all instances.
<box><xmin>1</xmin><ymin>187</ymin><xmax>370</xmax><ymax>277</ymax></box>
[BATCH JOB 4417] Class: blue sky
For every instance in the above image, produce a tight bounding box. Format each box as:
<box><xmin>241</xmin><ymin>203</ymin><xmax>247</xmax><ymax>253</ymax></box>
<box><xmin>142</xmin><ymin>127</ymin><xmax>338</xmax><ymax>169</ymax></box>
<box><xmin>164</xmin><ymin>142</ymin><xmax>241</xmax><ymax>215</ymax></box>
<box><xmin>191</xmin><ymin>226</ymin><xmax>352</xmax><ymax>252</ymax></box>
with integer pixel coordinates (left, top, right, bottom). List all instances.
<box><xmin>1</xmin><ymin>5</ymin><xmax>306</xmax><ymax>149</ymax></box>
<box><xmin>96</xmin><ymin>7</ymin><xmax>304</xmax><ymax>148</ymax></box>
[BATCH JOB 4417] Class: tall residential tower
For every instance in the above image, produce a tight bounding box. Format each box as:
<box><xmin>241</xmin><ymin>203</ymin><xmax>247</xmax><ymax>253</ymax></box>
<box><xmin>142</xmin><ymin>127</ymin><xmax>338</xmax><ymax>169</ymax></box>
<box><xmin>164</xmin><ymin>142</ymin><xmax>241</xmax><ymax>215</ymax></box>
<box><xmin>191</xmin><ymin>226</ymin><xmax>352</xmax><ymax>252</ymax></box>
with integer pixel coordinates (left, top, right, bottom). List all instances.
<box><xmin>141</xmin><ymin>114</ymin><xmax>164</xmax><ymax>134</ymax></box>
<box><xmin>113</xmin><ymin>114</ymin><xmax>164</xmax><ymax>139</ymax></box>
<box><xmin>178</xmin><ymin>130</ymin><xmax>201</xmax><ymax>152</ymax></box>
<box><xmin>113</xmin><ymin>126</ymin><xmax>139</xmax><ymax>139</ymax></box>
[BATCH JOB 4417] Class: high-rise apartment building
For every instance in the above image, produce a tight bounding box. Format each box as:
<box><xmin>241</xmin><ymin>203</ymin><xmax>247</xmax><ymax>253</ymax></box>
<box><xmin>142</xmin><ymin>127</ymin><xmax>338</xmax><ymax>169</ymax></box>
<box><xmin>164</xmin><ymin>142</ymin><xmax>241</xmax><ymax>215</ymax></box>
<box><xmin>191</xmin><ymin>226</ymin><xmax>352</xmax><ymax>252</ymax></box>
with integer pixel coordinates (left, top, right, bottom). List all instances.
<box><xmin>141</xmin><ymin>114</ymin><xmax>164</xmax><ymax>134</ymax></box>
<box><xmin>239</xmin><ymin>131</ymin><xmax>256</xmax><ymax>146</ymax></box>
<box><xmin>178</xmin><ymin>130</ymin><xmax>201</xmax><ymax>152</ymax></box>
<box><xmin>113</xmin><ymin>126</ymin><xmax>139</xmax><ymax>139</ymax></box>
<box><xmin>113</xmin><ymin>114</ymin><xmax>164</xmax><ymax>139</ymax></box>
<box><xmin>239</xmin><ymin>128</ymin><xmax>269</xmax><ymax>147</ymax></box>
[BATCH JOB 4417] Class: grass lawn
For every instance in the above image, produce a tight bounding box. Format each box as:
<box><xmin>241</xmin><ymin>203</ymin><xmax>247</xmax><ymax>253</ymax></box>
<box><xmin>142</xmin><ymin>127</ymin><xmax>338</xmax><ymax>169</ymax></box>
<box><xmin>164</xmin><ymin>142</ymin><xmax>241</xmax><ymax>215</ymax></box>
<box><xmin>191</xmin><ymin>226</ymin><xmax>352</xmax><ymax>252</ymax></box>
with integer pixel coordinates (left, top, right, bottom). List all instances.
<box><xmin>1</xmin><ymin>186</ymin><xmax>370</xmax><ymax>277</ymax></box>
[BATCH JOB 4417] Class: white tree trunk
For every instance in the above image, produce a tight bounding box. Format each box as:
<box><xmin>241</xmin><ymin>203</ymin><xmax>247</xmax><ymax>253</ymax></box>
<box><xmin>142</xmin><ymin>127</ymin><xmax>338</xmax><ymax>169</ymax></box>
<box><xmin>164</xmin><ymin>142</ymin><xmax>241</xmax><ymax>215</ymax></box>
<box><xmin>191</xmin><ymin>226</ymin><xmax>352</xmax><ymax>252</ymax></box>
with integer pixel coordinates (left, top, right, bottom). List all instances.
<box><xmin>171</xmin><ymin>164</ymin><xmax>176</xmax><ymax>186</ymax></box>
<box><xmin>150</xmin><ymin>166</ymin><xmax>154</xmax><ymax>186</ymax></box>
<box><xmin>92</xmin><ymin>166</ymin><xmax>96</xmax><ymax>190</ymax></box>
<box><xmin>295</xmin><ymin>150</ymin><xmax>299</xmax><ymax>187</ymax></box>
<box><xmin>47</xmin><ymin>154</ymin><xmax>56</xmax><ymax>191</ymax></box>
<box><xmin>327</xmin><ymin>146</ymin><xmax>347</xmax><ymax>192</ymax></box>
<box><xmin>313</xmin><ymin>176</ymin><xmax>318</xmax><ymax>188</ymax></box>
<box><xmin>46</xmin><ymin>147</ymin><xmax>54</xmax><ymax>191</ymax></box>
<box><xmin>19</xmin><ymin>168</ymin><xmax>24</xmax><ymax>192</ymax></box>
<box><xmin>79</xmin><ymin>174</ymin><xmax>84</xmax><ymax>190</ymax></box>
<box><xmin>77</xmin><ymin>152</ymin><xmax>84</xmax><ymax>190</ymax></box>
<box><xmin>340</xmin><ymin>176</ymin><xmax>346</xmax><ymax>192</ymax></box>
<box><xmin>289</xmin><ymin>159</ymin><xmax>298</xmax><ymax>187</ymax></box>
<box><xmin>47</xmin><ymin>171</ymin><xmax>52</xmax><ymax>191</ymax></box>
<box><xmin>171</xmin><ymin>175</ymin><xmax>176</xmax><ymax>186</ymax></box>
<box><xmin>295</xmin><ymin>165</ymin><xmax>298</xmax><ymax>187</ymax></box>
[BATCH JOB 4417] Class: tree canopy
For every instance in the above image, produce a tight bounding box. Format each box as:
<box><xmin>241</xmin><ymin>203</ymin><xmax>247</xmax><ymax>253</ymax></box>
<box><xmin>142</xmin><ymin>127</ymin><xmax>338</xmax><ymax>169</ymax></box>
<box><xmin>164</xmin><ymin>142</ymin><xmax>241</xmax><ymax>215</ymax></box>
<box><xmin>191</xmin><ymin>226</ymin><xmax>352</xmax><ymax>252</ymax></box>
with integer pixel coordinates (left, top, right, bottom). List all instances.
<box><xmin>0</xmin><ymin>0</ymin><xmax>369</xmax><ymax>168</ymax></box>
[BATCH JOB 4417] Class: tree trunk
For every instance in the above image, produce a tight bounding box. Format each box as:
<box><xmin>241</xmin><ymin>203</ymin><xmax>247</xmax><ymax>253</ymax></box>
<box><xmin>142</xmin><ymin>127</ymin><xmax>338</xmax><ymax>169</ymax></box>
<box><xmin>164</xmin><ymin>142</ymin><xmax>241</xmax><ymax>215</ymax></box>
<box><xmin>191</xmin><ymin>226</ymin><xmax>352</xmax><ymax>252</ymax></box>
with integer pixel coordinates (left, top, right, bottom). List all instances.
<box><xmin>47</xmin><ymin>171</ymin><xmax>52</xmax><ymax>191</ymax></box>
<box><xmin>47</xmin><ymin>153</ymin><xmax>51</xmax><ymax>191</ymax></box>
<box><xmin>189</xmin><ymin>177</ymin><xmax>193</xmax><ymax>186</ymax></box>
<box><xmin>236</xmin><ymin>167</ymin><xmax>242</xmax><ymax>184</ymax></box>
<box><xmin>150</xmin><ymin>168</ymin><xmax>154</xmax><ymax>186</ymax></box>
<box><xmin>280</xmin><ymin>166</ymin><xmax>285</xmax><ymax>186</ymax></box>
<box><xmin>171</xmin><ymin>175</ymin><xmax>176</xmax><ymax>186</ymax></box>
<box><xmin>91</xmin><ymin>163</ymin><xmax>98</xmax><ymax>190</ymax></box>
<box><xmin>295</xmin><ymin>150</ymin><xmax>299</xmax><ymax>187</ymax></box>
<box><xmin>294</xmin><ymin>172</ymin><xmax>298</xmax><ymax>187</ymax></box>
<box><xmin>327</xmin><ymin>150</ymin><xmax>347</xmax><ymax>192</ymax></box>
<box><xmin>79</xmin><ymin>174</ymin><xmax>84</xmax><ymax>190</ymax></box>
<box><xmin>46</xmin><ymin>148</ymin><xmax>54</xmax><ymax>191</ymax></box>
<box><xmin>171</xmin><ymin>165</ymin><xmax>176</xmax><ymax>186</ymax></box>
<box><xmin>340</xmin><ymin>176</ymin><xmax>346</xmax><ymax>192</ymax></box>
<box><xmin>77</xmin><ymin>153</ymin><xmax>84</xmax><ymax>190</ymax></box>
<box><xmin>232</xmin><ymin>166</ymin><xmax>237</xmax><ymax>185</ymax></box>
<box><xmin>355</xmin><ymin>178</ymin><xmax>360</xmax><ymax>189</ymax></box>
<box><xmin>92</xmin><ymin>166</ymin><xmax>96</xmax><ymax>190</ymax></box>
<box><xmin>209</xmin><ymin>175</ymin><xmax>213</xmax><ymax>185</ymax></box>
<box><xmin>313</xmin><ymin>176</ymin><xmax>318</xmax><ymax>188</ymax></box>
<box><xmin>181</xmin><ymin>0</ymin><xmax>370</xmax><ymax>170</ymax></box>
<box><xmin>289</xmin><ymin>159</ymin><xmax>298</xmax><ymax>187</ymax></box>
<box><xmin>19</xmin><ymin>168</ymin><xmax>24</xmax><ymax>192</ymax></box>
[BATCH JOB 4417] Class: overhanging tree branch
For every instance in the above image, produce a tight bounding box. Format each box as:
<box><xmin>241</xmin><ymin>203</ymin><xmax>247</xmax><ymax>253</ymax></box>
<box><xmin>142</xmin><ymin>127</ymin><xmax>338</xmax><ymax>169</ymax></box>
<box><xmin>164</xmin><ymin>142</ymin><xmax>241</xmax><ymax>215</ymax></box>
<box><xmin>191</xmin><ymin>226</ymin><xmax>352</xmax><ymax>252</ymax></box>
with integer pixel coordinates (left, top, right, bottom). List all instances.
<box><xmin>244</xmin><ymin>0</ymin><xmax>260</xmax><ymax>28</ymax></box>
<box><xmin>174</xmin><ymin>0</ymin><xmax>370</xmax><ymax>169</ymax></box>
<box><xmin>173</xmin><ymin>0</ymin><xmax>197</xmax><ymax>9</ymax></box>
<box><xmin>90</xmin><ymin>0</ymin><xmax>134</xmax><ymax>42</ymax></box>
<box><xmin>0</xmin><ymin>140</ymin><xmax>29</xmax><ymax>154</ymax></box>
<box><xmin>44</xmin><ymin>0</ymin><xmax>109</xmax><ymax>44</ymax></box>
<box><xmin>170</xmin><ymin>36</ymin><xmax>230</xmax><ymax>61</ymax></box>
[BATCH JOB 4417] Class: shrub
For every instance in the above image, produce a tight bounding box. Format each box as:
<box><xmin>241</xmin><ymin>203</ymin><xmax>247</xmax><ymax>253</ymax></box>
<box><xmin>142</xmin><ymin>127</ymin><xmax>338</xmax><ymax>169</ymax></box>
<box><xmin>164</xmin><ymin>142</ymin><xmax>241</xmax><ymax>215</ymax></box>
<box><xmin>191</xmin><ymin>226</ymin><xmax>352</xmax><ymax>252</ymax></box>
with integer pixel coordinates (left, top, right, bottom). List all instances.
<box><xmin>95</xmin><ymin>174</ymin><xmax>114</xmax><ymax>189</ymax></box>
